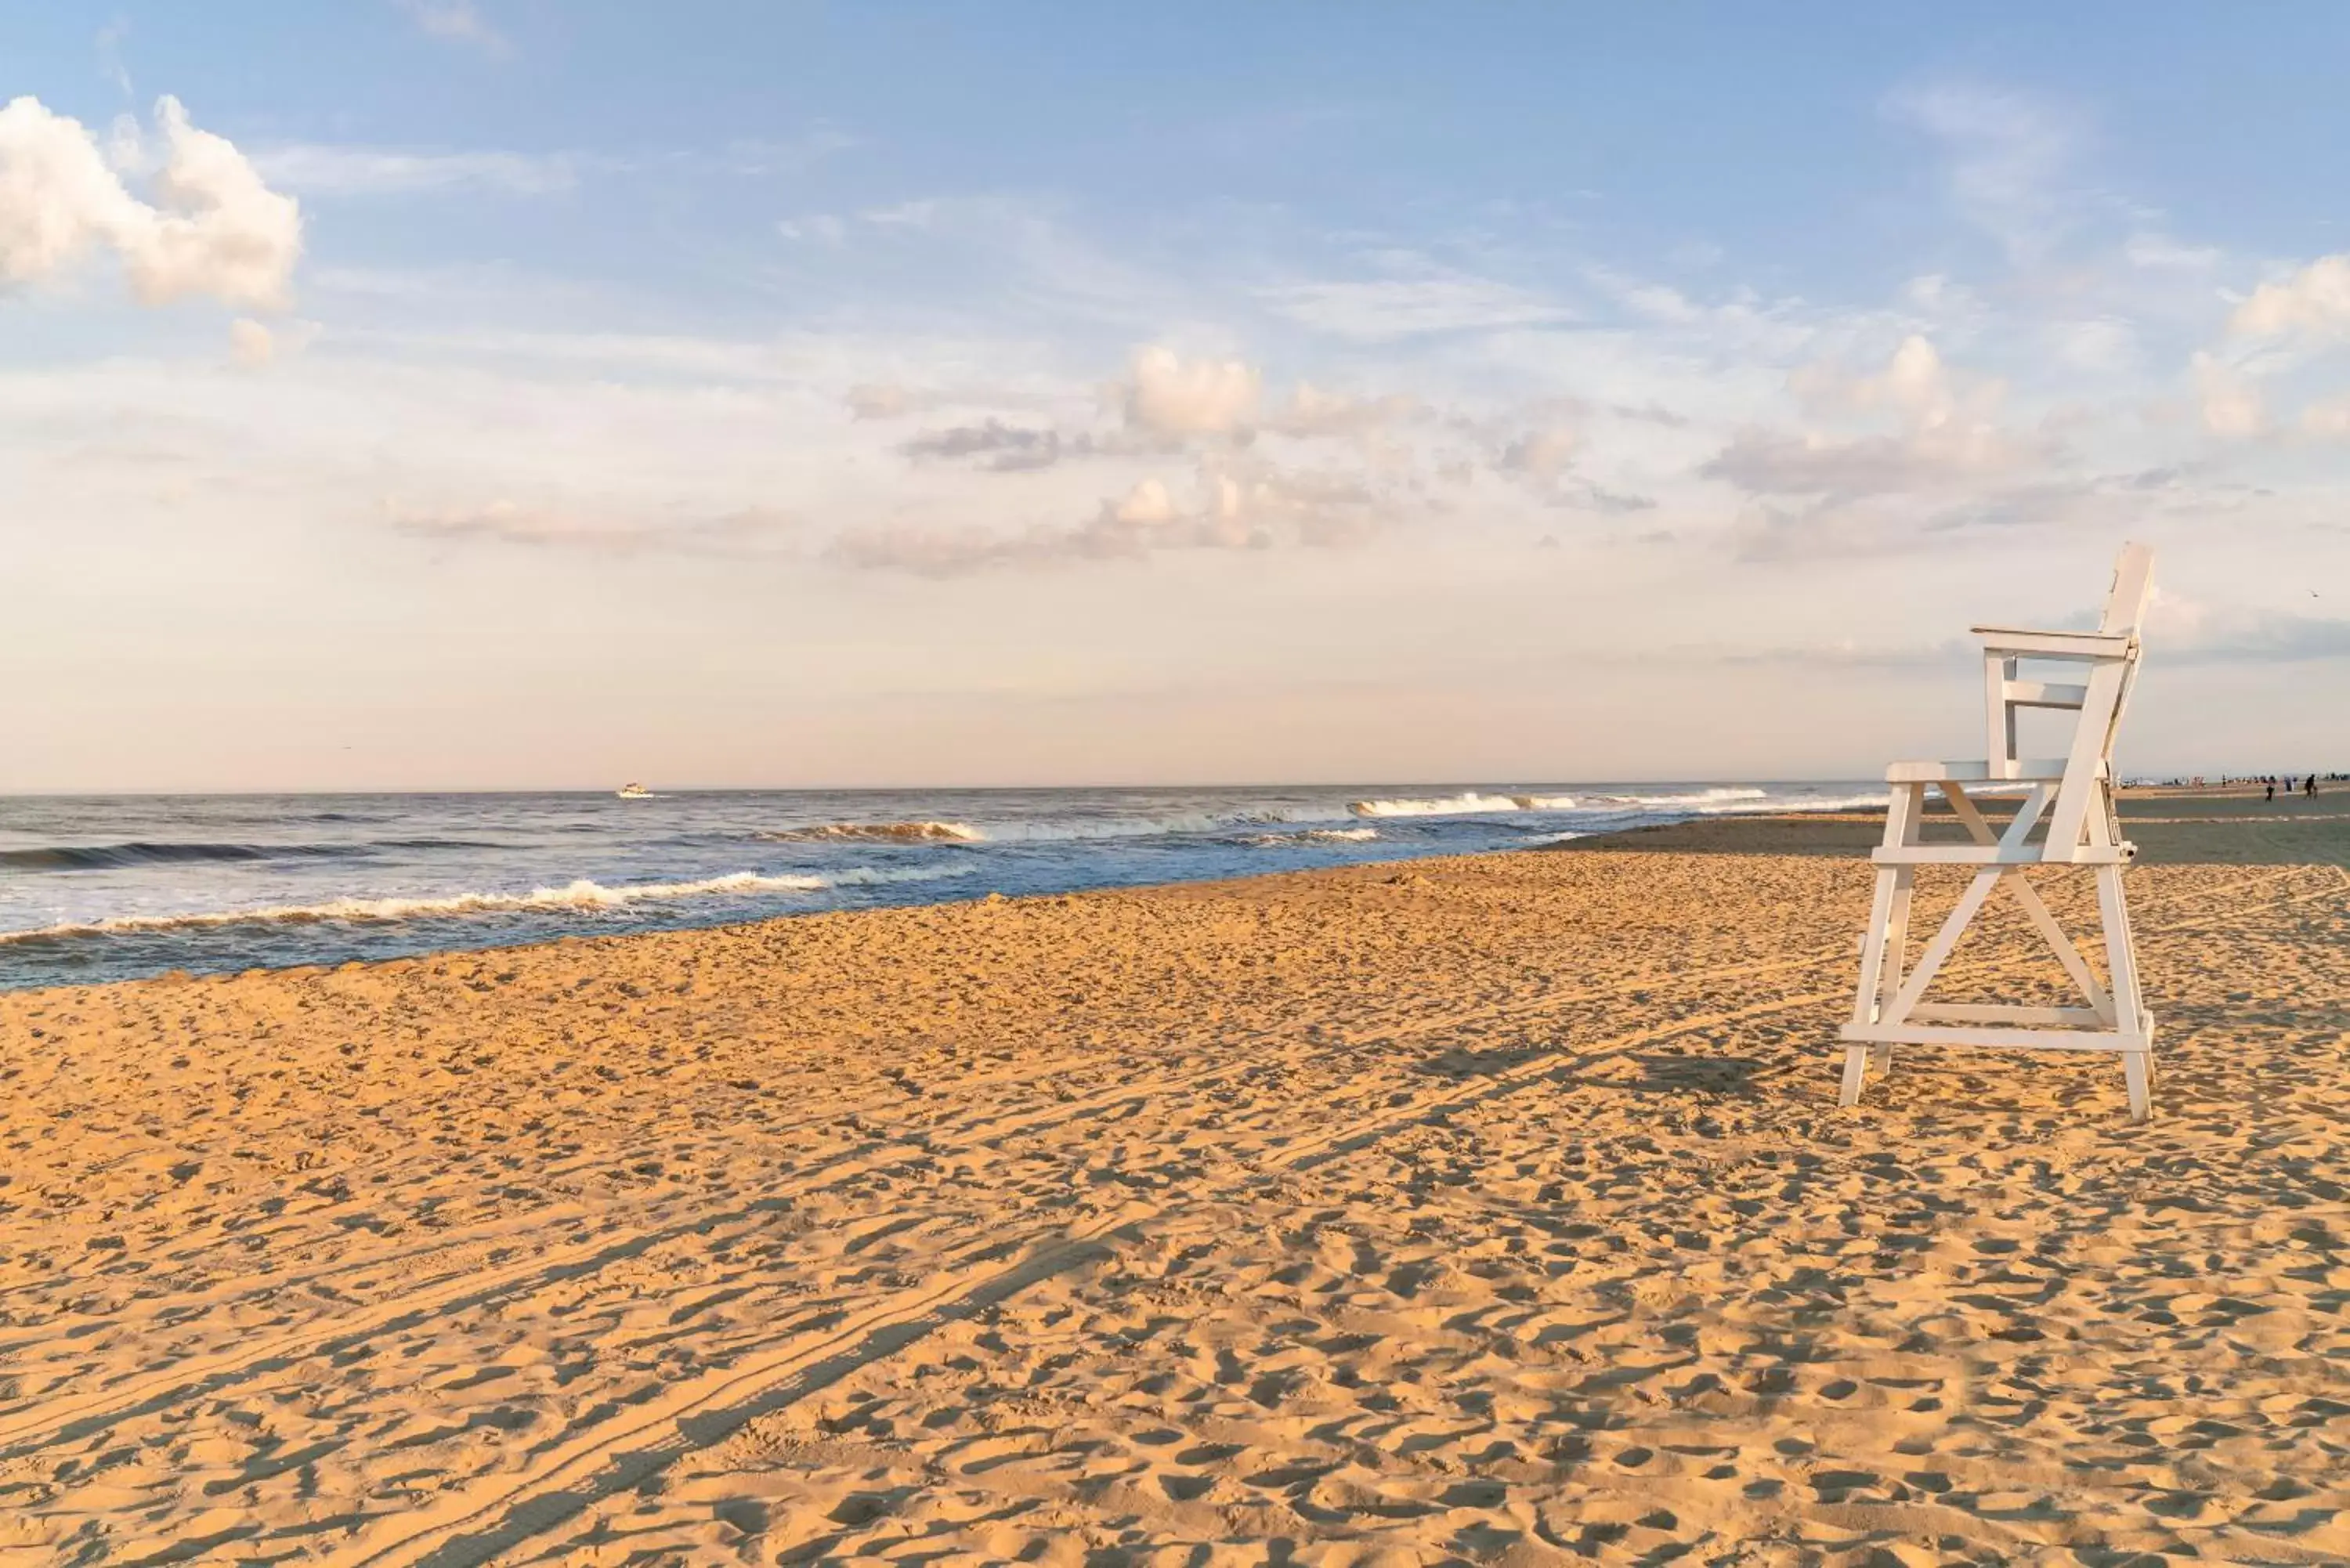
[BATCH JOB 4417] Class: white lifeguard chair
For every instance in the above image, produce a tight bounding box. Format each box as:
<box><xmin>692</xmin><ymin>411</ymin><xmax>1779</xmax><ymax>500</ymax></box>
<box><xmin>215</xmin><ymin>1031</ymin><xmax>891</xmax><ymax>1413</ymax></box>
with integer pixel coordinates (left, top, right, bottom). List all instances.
<box><xmin>1840</xmin><ymin>544</ymin><xmax>2158</xmax><ymax>1119</ymax></box>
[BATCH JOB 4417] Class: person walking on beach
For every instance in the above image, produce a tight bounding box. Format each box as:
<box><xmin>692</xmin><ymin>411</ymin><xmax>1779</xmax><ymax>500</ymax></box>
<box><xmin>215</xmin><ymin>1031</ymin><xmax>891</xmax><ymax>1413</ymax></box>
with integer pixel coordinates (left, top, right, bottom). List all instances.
<box><xmin>2266</xmin><ymin>779</ymin><xmax>2276</xmax><ymax>801</ymax></box>
<box><xmin>2308</xmin><ymin>775</ymin><xmax>2319</xmax><ymax>797</ymax></box>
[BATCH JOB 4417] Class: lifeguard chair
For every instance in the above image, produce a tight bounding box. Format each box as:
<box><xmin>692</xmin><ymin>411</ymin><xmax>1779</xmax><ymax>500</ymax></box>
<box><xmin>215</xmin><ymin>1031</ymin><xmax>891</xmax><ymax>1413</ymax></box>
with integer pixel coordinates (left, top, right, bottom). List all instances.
<box><xmin>1839</xmin><ymin>544</ymin><xmax>2157</xmax><ymax>1118</ymax></box>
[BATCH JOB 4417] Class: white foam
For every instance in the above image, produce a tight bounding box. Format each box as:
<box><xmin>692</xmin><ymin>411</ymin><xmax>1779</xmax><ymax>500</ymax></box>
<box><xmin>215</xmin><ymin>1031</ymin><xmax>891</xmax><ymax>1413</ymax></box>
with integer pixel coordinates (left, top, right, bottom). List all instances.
<box><xmin>1695</xmin><ymin>792</ymin><xmax>1890</xmax><ymax>815</ymax></box>
<box><xmin>0</xmin><ymin>864</ymin><xmax>977</xmax><ymax>945</ymax></box>
<box><xmin>1348</xmin><ymin>793</ymin><xmax>1528</xmax><ymax>818</ymax></box>
<box><xmin>1587</xmin><ymin>786</ymin><xmax>1770</xmax><ymax>809</ymax></box>
<box><xmin>1246</xmin><ymin>826</ymin><xmax>1379</xmax><ymax>845</ymax></box>
<box><xmin>757</xmin><ymin>821</ymin><xmax>986</xmax><ymax>844</ymax></box>
<box><xmin>1509</xmin><ymin>794</ymin><xmax>1578</xmax><ymax>811</ymax></box>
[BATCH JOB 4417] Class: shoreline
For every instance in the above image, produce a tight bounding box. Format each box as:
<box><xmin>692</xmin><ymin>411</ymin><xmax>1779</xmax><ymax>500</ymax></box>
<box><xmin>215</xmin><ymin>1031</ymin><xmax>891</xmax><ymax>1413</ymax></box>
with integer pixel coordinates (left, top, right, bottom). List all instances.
<box><xmin>7</xmin><ymin>786</ymin><xmax>2346</xmax><ymax>1000</ymax></box>
<box><xmin>4</xmin><ymin>815</ymin><xmax>2346</xmax><ymax>1559</ymax></box>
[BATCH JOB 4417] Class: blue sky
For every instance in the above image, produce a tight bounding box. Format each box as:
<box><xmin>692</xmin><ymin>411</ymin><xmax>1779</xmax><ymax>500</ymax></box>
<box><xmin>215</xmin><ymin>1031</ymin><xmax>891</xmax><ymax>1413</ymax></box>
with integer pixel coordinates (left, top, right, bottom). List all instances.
<box><xmin>4</xmin><ymin>2</ymin><xmax>2348</xmax><ymax>789</ymax></box>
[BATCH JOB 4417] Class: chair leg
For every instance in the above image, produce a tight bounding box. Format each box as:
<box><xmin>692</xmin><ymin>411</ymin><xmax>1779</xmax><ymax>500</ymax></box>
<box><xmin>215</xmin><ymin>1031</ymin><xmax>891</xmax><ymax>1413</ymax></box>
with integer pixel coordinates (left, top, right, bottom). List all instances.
<box><xmin>1867</xmin><ymin>1042</ymin><xmax>1893</xmax><ymax>1078</ymax></box>
<box><xmin>2123</xmin><ymin>1052</ymin><xmax>2151</xmax><ymax>1122</ymax></box>
<box><xmin>1838</xmin><ymin>1044</ymin><xmax>1871</xmax><ymax>1107</ymax></box>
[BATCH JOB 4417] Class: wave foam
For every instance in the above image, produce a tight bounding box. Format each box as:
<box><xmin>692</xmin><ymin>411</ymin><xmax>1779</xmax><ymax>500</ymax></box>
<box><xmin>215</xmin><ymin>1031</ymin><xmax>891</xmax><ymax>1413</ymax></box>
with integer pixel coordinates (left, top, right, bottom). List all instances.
<box><xmin>1349</xmin><ymin>793</ymin><xmax>1528</xmax><ymax>818</ymax></box>
<box><xmin>1586</xmin><ymin>787</ymin><xmax>1769</xmax><ymax>809</ymax></box>
<box><xmin>1246</xmin><ymin>826</ymin><xmax>1380</xmax><ymax>845</ymax></box>
<box><xmin>1695</xmin><ymin>791</ymin><xmax>1889</xmax><ymax>815</ymax></box>
<box><xmin>0</xmin><ymin>864</ymin><xmax>978</xmax><ymax>946</ymax></box>
<box><xmin>757</xmin><ymin>821</ymin><xmax>986</xmax><ymax>844</ymax></box>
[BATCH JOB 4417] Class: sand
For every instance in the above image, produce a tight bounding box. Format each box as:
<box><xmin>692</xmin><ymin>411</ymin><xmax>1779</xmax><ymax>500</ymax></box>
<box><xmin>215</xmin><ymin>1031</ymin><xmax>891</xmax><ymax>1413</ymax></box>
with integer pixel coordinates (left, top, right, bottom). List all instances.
<box><xmin>2</xmin><ymin>829</ymin><xmax>2347</xmax><ymax>1564</ymax></box>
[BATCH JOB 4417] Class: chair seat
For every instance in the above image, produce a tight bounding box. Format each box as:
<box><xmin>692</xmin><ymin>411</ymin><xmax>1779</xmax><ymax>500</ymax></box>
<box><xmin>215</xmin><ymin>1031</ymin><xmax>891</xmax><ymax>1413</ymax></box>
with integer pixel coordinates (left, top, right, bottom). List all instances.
<box><xmin>1884</xmin><ymin>757</ymin><xmax>2086</xmax><ymax>783</ymax></box>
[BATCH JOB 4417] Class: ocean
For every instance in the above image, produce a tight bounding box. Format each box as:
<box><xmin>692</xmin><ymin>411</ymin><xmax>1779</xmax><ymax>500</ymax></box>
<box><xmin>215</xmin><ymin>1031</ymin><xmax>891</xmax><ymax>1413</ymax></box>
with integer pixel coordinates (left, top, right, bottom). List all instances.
<box><xmin>0</xmin><ymin>782</ymin><xmax>1885</xmax><ymax>991</ymax></box>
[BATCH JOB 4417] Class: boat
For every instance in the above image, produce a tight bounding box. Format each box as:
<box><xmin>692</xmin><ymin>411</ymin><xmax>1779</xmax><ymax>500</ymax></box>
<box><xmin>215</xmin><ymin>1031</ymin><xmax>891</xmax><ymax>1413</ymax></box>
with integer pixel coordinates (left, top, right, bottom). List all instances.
<box><xmin>616</xmin><ymin>782</ymin><xmax>654</xmax><ymax>799</ymax></box>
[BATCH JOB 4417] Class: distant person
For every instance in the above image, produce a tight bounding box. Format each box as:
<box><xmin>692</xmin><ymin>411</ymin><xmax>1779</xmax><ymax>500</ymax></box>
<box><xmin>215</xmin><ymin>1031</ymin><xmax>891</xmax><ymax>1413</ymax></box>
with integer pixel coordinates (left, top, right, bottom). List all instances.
<box><xmin>2266</xmin><ymin>780</ymin><xmax>2275</xmax><ymax>801</ymax></box>
<box><xmin>2308</xmin><ymin>775</ymin><xmax>2319</xmax><ymax>797</ymax></box>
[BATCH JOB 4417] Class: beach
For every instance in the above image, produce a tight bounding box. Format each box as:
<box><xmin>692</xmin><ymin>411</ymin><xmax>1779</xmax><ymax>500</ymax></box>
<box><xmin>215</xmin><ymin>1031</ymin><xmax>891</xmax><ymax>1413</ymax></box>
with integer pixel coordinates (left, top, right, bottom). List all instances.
<box><xmin>3</xmin><ymin>804</ymin><xmax>2347</xmax><ymax>1564</ymax></box>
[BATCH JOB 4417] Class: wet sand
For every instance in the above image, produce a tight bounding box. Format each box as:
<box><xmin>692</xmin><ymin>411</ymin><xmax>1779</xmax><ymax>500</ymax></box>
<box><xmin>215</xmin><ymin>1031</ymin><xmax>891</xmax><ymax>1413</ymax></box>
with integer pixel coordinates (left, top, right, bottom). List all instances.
<box><xmin>2</xmin><ymin>817</ymin><xmax>2346</xmax><ymax>1563</ymax></box>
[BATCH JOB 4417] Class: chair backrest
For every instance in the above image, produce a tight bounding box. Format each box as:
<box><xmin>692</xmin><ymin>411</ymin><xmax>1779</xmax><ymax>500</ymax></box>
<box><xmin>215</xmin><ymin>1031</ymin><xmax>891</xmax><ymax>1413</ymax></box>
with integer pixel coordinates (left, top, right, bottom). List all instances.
<box><xmin>2099</xmin><ymin>540</ymin><xmax>2155</xmax><ymax>765</ymax></box>
<box><xmin>2099</xmin><ymin>542</ymin><xmax>2157</xmax><ymax>638</ymax></box>
<box><xmin>2060</xmin><ymin>541</ymin><xmax>2154</xmax><ymax>858</ymax></box>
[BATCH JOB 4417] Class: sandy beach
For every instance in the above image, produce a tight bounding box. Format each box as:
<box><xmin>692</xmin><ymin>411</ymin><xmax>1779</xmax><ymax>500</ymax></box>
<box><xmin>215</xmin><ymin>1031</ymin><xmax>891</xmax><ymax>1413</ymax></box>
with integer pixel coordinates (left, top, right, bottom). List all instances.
<box><xmin>3</xmin><ymin>807</ymin><xmax>2347</xmax><ymax>1564</ymax></box>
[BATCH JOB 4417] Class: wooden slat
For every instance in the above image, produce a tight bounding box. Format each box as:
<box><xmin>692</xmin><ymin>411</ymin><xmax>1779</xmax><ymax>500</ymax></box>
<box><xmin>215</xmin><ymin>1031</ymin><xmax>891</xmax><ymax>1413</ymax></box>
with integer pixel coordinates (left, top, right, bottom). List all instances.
<box><xmin>1907</xmin><ymin>1004</ymin><xmax>2108</xmax><ymax>1027</ymax></box>
<box><xmin>2003</xmin><ymin>680</ymin><xmax>2088</xmax><ymax>708</ymax></box>
<box><xmin>1839</xmin><ymin>1022</ymin><xmax>2151</xmax><ymax>1053</ymax></box>
<box><xmin>1969</xmin><ymin>627</ymin><xmax>2132</xmax><ymax>658</ymax></box>
<box><xmin>1885</xmin><ymin>757</ymin><xmax>2077</xmax><ymax>782</ymax></box>
<box><xmin>1873</xmin><ymin>844</ymin><xmax>2131</xmax><ymax>865</ymax></box>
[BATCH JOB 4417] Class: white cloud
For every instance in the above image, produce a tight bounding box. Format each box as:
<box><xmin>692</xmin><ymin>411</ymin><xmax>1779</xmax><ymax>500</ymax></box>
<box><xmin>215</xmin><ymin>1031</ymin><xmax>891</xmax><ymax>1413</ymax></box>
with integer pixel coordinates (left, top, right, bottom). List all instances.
<box><xmin>2299</xmin><ymin>394</ymin><xmax>2350</xmax><ymax>440</ymax></box>
<box><xmin>252</xmin><ymin>144</ymin><xmax>575</xmax><ymax>196</ymax></box>
<box><xmin>827</xmin><ymin>464</ymin><xmax>1379</xmax><ymax>577</ymax></box>
<box><xmin>396</xmin><ymin>0</ymin><xmax>509</xmax><ymax>56</ymax></box>
<box><xmin>2124</xmin><ymin>233</ymin><xmax>2219</xmax><ymax>272</ymax></box>
<box><xmin>389</xmin><ymin>497</ymin><xmax>793</xmax><ymax>551</ymax></box>
<box><xmin>1499</xmin><ymin>426</ymin><xmax>1578</xmax><ymax>479</ymax></box>
<box><xmin>1788</xmin><ymin>334</ymin><xmax>1999</xmax><ymax>429</ymax></box>
<box><xmin>229</xmin><ymin>316</ymin><xmax>273</xmax><ymax>367</ymax></box>
<box><xmin>1123</xmin><ymin>345</ymin><xmax>1260</xmax><ymax>438</ymax></box>
<box><xmin>2192</xmin><ymin>352</ymin><xmax>2263</xmax><ymax>437</ymax></box>
<box><xmin>776</xmin><ymin>213</ymin><xmax>848</xmax><ymax>246</ymax></box>
<box><xmin>1266</xmin><ymin>381</ymin><xmax>1416</xmax><ymax>438</ymax></box>
<box><xmin>1260</xmin><ymin>271</ymin><xmax>1571</xmax><ymax>341</ymax></box>
<box><xmin>2050</xmin><ymin>316</ymin><xmax>2138</xmax><ymax>371</ymax></box>
<box><xmin>2230</xmin><ymin>254</ymin><xmax>2350</xmax><ymax>338</ymax></box>
<box><xmin>0</xmin><ymin>94</ymin><xmax>302</xmax><ymax>309</ymax></box>
<box><xmin>1884</xmin><ymin>82</ymin><xmax>2081</xmax><ymax>260</ymax></box>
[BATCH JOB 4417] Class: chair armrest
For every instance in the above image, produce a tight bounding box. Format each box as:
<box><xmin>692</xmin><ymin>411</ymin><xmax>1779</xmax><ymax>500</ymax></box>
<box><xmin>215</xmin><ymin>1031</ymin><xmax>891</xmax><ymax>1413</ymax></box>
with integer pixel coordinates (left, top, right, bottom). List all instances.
<box><xmin>1970</xmin><ymin>625</ymin><xmax>2133</xmax><ymax>659</ymax></box>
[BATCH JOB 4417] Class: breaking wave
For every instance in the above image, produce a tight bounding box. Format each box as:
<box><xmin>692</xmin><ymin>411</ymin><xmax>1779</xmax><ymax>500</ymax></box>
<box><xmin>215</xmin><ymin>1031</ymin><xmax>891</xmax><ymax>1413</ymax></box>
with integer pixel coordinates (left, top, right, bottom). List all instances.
<box><xmin>1246</xmin><ymin>826</ymin><xmax>1380</xmax><ymax>846</ymax></box>
<box><xmin>1694</xmin><ymin>791</ymin><xmax>1889</xmax><ymax>815</ymax></box>
<box><xmin>0</xmin><ymin>864</ymin><xmax>976</xmax><ymax>946</ymax></box>
<box><xmin>1347</xmin><ymin>793</ymin><xmax>1579</xmax><ymax>818</ymax></box>
<box><xmin>757</xmin><ymin>821</ymin><xmax>987</xmax><ymax>844</ymax></box>
<box><xmin>1584</xmin><ymin>787</ymin><xmax>1770</xmax><ymax>809</ymax></box>
<box><xmin>1350</xmin><ymin>793</ymin><xmax>1528</xmax><ymax>818</ymax></box>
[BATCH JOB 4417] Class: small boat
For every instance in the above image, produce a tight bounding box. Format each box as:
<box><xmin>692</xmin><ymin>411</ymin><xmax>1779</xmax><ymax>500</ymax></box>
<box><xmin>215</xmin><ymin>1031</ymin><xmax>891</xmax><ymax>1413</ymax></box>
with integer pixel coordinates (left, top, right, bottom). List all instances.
<box><xmin>616</xmin><ymin>782</ymin><xmax>654</xmax><ymax>799</ymax></box>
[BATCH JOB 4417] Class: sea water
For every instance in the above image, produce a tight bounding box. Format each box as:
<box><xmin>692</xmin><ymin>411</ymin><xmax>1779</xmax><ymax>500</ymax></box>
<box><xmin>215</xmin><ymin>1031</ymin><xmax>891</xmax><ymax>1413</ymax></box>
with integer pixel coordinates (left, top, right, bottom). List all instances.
<box><xmin>0</xmin><ymin>783</ymin><xmax>1885</xmax><ymax>989</ymax></box>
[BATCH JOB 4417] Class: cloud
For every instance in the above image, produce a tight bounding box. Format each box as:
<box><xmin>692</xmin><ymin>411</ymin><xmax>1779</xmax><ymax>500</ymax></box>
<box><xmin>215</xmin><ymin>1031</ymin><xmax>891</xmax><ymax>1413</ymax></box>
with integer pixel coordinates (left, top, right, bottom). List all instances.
<box><xmin>389</xmin><ymin>498</ymin><xmax>793</xmax><ymax>552</ymax></box>
<box><xmin>1884</xmin><ymin>82</ymin><xmax>2081</xmax><ymax>260</ymax></box>
<box><xmin>776</xmin><ymin>213</ymin><xmax>848</xmax><ymax>246</ymax></box>
<box><xmin>2123</xmin><ymin>233</ymin><xmax>2219</xmax><ymax>272</ymax></box>
<box><xmin>827</xmin><ymin>468</ymin><xmax>1364</xmax><ymax>577</ymax></box>
<box><xmin>0</xmin><ymin>94</ymin><xmax>302</xmax><ymax>309</ymax></box>
<box><xmin>396</xmin><ymin>0</ymin><xmax>509</xmax><ymax>56</ymax></box>
<box><xmin>1788</xmin><ymin>334</ymin><xmax>1996</xmax><ymax>428</ymax></box>
<box><xmin>844</xmin><ymin>382</ymin><xmax>916</xmax><ymax>420</ymax></box>
<box><xmin>1123</xmin><ymin>345</ymin><xmax>1260</xmax><ymax>438</ymax></box>
<box><xmin>1709</xmin><ymin>336</ymin><xmax>2044</xmax><ymax>505</ymax></box>
<box><xmin>2169</xmin><ymin>613</ymin><xmax>2350</xmax><ymax>664</ymax></box>
<box><xmin>1259</xmin><ymin>271</ymin><xmax>1572</xmax><ymax>341</ymax></box>
<box><xmin>96</xmin><ymin>19</ymin><xmax>134</xmax><ymax>99</ymax></box>
<box><xmin>2301</xmin><ymin>395</ymin><xmax>2350</xmax><ymax>440</ymax></box>
<box><xmin>229</xmin><ymin>316</ymin><xmax>273</xmax><ymax>367</ymax></box>
<box><xmin>1267</xmin><ymin>382</ymin><xmax>1417</xmax><ymax>438</ymax></box>
<box><xmin>900</xmin><ymin>419</ymin><xmax>1073</xmax><ymax>472</ymax></box>
<box><xmin>1704</xmin><ymin>425</ymin><xmax>2043</xmax><ymax>499</ymax></box>
<box><xmin>2192</xmin><ymin>352</ymin><xmax>2263</xmax><ymax>437</ymax></box>
<box><xmin>2230</xmin><ymin>254</ymin><xmax>2350</xmax><ymax>339</ymax></box>
<box><xmin>1499</xmin><ymin>426</ymin><xmax>1578</xmax><ymax>479</ymax></box>
<box><xmin>252</xmin><ymin>144</ymin><xmax>574</xmax><ymax>196</ymax></box>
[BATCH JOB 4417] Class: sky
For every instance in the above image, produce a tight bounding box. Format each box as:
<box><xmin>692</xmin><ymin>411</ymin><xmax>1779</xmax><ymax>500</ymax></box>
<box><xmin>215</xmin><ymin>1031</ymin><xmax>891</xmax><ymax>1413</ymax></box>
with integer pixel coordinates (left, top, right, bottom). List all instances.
<box><xmin>4</xmin><ymin>2</ymin><xmax>2348</xmax><ymax>792</ymax></box>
